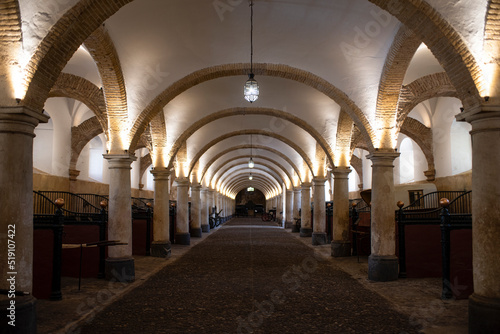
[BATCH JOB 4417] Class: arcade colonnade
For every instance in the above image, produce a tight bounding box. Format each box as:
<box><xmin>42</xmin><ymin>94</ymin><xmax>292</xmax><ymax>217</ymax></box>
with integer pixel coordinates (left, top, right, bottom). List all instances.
<box><xmin>0</xmin><ymin>1</ymin><xmax>499</xmax><ymax>333</ymax></box>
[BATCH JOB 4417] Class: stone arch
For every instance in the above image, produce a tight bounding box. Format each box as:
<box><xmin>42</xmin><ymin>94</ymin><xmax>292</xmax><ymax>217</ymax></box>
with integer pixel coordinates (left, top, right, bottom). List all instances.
<box><xmin>186</xmin><ymin>130</ymin><xmax>315</xmax><ymax>177</ymax></box>
<box><xmin>168</xmin><ymin>107</ymin><xmax>334</xmax><ymax>168</ymax></box>
<box><xmin>70</xmin><ymin>117</ymin><xmax>103</xmax><ymax>171</ymax></box>
<box><xmin>129</xmin><ymin>63</ymin><xmax>375</xmax><ymax>150</ymax></box>
<box><xmin>198</xmin><ymin>145</ymin><xmax>302</xmax><ymax>183</ymax></box>
<box><xmin>49</xmin><ymin>72</ymin><xmax>107</xmax><ymax>131</ymax></box>
<box><xmin>226</xmin><ymin>175</ymin><xmax>279</xmax><ymax>197</ymax></box>
<box><xmin>335</xmin><ymin>110</ymin><xmax>355</xmax><ymax>167</ymax></box>
<box><xmin>368</xmin><ymin>0</ymin><xmax>483</xmax><ymax>111</ymax></box>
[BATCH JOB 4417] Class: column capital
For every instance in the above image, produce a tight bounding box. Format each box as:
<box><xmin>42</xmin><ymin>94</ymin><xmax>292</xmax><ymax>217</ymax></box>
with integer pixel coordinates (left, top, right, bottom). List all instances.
<box><xmin>312</xmin><ymin>177</ymin><xmax>327</xmax><ymax>185</ymax></box>
<box><xmin>333</xmin><ymin>166</ymin><xmax>352</xmax><ymax>178</ymax></box>
<box><xmin>366</xmin><ymin>150</ymin><xmax>400</xmax><ymax>166</ymax></box>
<box><xmin>301</xmin><ymin>182</ymin><xmax>312</xmax><ymax>188</ymax></box>
<box><xmin>0</xmin><ymin>106</ymin><xmax>50</xmax><ymax>136</ymax></box>
<box><xmin>150</xmin><ymin>168</ymin><xmax>170</xmax><ymax>180</ymax></box>
<box><xmin>191</xmin><ymin>183</ymin><xmax>202</xmax><ymax>191</ymax></box>
<box><xmin>103</xmin><ymin>154</ymin><xmax>137</xmax><ymax>169</ymax></box>
<box><xmin>464</xmin><ymin>110</ymin><xmax>500</xmax><ymax>135</ymax></box>
<box><xmin>175</xmin><ymin>177</ymin><xmax>190</xmax><ymax>187</ymax></box>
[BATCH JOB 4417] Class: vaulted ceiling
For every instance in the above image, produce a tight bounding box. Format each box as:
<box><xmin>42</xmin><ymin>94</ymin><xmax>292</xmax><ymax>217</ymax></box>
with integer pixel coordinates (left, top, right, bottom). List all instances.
<box><xmin>16</xmin><ymin>0</ymin><xmax>489</xmax><ymax>198</ymax></box>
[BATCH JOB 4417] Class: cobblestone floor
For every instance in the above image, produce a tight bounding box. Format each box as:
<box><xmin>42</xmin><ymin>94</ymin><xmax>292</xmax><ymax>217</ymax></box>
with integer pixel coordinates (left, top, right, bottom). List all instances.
<box><xmin>37</xmin><ymin>217</ymin><xmax>468</xmax><ymax>333</ymax></box>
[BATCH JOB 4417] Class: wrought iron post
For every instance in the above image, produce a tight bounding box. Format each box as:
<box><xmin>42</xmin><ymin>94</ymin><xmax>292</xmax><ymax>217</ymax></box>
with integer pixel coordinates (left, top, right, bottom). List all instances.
<box><xmin>98</xmin><ymin>200</ymin><xmax>107</xmax><ymax>279</ymax></box>
<box><xmin>146</xmin><ymin>203</ymin><xmax>152</xmax><ymax>256</ymax></box>
<box><xmin>397</xmin><ymin>201</ymin><xmax>406</xmax><ymax>278</ymax></box>
<box><xmin>440</xmin><ymin>198</ymin><xmax>452</xmax><ymax>300</ymax></box>
<box><xmin>50</xmin><ymin>198</ymin><xmax>64</xmax><ymax>301</ymax></box>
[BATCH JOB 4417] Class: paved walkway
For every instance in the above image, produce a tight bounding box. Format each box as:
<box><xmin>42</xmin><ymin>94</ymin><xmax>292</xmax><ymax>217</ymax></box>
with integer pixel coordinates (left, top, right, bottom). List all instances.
<box><xmin>74</xmin><ymin>218</ymin><xmax>421</xmax><ymax>333</ymax></box>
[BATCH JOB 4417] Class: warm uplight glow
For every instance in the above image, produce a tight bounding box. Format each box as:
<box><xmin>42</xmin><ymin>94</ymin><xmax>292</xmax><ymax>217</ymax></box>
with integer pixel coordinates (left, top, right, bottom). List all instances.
<box><xmin>481</xmin><ymin>62</ymin><xmax>499</xmax><ymax>98</ymax></box>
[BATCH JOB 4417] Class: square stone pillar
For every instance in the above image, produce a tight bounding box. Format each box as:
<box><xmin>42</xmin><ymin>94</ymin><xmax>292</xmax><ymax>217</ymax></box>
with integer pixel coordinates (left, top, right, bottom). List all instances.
<box><xmin>366</xmin><ymin>151</ymin><xmax>399</xmax><ymax>282</ymax></box>
<box><xmin>312</xmin><ymin>178</ymin><xmax>327</xmax><ymax>245</ymax></box>
<box><xmin>103</xmin><ymin>154</ymin><xmax>137</xmax><ymax>282</ymax></box>
<box><xmin>331</xmin><ymin>167</ymin><xmax>352</xmax><ymax>257</ymax></box>
<box><xmin>175</xmin><ymin>177</ymin><xmax>190</xmax><ymax>245</ymax></box>
<box><xmin>190</xmin><ymin>184</ymin><xmax>202</xmax><ymax>237</ymax></box>
<box><xmin>150</xmin><ymin>169</ymin><xmax>171</xmax><ymax>258</ymax></box>
<box><xmin>300</xmin><ymin>183</ymin><xmax>312</xmax><ymax>237</ymax></box>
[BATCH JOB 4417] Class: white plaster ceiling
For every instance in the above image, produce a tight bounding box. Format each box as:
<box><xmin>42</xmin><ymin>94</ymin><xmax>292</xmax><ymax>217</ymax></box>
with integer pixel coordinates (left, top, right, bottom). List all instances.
<box><xmin>23</xmin><ymin>0</ymin><xmax>487</xmax><ymax>197</ymax></box>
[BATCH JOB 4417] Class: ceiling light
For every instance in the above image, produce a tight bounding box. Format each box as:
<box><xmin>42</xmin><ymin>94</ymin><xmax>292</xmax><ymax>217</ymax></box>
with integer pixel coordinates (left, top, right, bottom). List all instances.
<box><xmin>249</xmin><ymin>173</ymin><xmax>253</xmax><ymax>180</ymax></box>
<box><xmin>244</xmin><ymin>0</ymin><xmax>259</xmax><ymax>103</ymax></box>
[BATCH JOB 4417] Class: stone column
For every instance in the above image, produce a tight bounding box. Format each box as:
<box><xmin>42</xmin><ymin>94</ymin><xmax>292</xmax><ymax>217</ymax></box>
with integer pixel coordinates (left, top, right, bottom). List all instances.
<box><xmin>207</xmin><ymin>189</ymin><xmax>213</xmax><ymax>217</ymax></box>
<box><xmin>312</xmin><ymin>178</ymin><xmax>327</xmax><ymax>245</ymax></box>
<box><xmin>464</xmin><ymin>111</ymin><xmax>500</xmax><ymax>332</ymax></box>
<box><xmin>190</xmin><ymin>183</ymin><xmax>202</xmax><ymax>237</ymax></box>
<box><xmin>366</xmin><ymin>150</ymin><xmax>399</xmax><ymax>282</ymax></box>
<box><xmin>0</xmin><ymin>108</ymin><xmax>48</xmax><ymax>332</ymax></box>
<box><xmin>103</xmin><ymin>154</ymin><xmax>137</xmax><ymax>282</ymax></box>
<box><xmin>331</xmin><ymin>167</ymin><xmax>352</xmax><ymax>257</ymax></box>
<box><xmin>292</xmin><ymin>187</ymin><xmax>301</xmax><ymax>232</ymax></box>
<box><xmin>150</xmin><ymin>169</ymin><xmax>171</xmax><ymax>258</ymax></box>
<box><xmin>285</xmin><ymin>189</ymin><xmax>294</xmax><ymax>228</ymax></box>
<box><xmin>276</xmin><ymin>194</ymin><xmax>283</xmax><ymax>225</ymax></box>
<box><xmin>300</xmin><ymin>182</ymin><xmax>312</xmax><ymax>237</ymax></box>
<box><xmin>175</xmin><ymin>177</ymin><xmax>190</xmax><ymax>245</ymax></box>
<box><xmin>201</xmin><ymin>188</ymin><xmax>210</xmax><ymax>232</ymax></box>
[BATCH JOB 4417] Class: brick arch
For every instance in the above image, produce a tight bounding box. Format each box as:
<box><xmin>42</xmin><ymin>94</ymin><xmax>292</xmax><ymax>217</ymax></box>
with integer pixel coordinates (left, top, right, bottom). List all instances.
<box><xmin>83</xmin><ymin>25</ymin><xmax>128</xmax><ymax>147</ymax></box>
<box><xmin>139</xmin><ymin>153</ymin><xmax>153</xmax><ymax>184</ymax></box>
<box><xmin>21</xmin><ymin>0</ymin><xmax>134</xmax><ymax>112</ymax></box>
<box><xmin>217</xmin><ymin>166</ymin><xmax>284</xmax><ymax>194</ymax></box>
<box><xmin>375</xmin><ymin>25</ymin><xmax>422</xmax><ymax>148</ymax></box>
<box><xmin>211</xmin><ymin>157</ymin><xmax>292</xmax><ymax>191</ymax></box>
<box><xmin>368</xmin><ymin>0</ymin><xmax>483</xmax><ymax>111</ymax></box>
<box><xmin>399</xmin><ymin>117</ymin><xmax>435</xmax><ymax>180</ymax></box>
<box><xmin>129</xmin><ymin>63</ymin><xmax>375</xmax><ymax>151</ymax></box>
<box><xmin>186</xmin><ymin>130</ymin><xmax>315</xmax><ymax>178</ymax></box>
<box><xmin>335</xmin><ymin>110</ymin><xmax>355</xmax><ymax>167</ymax></box>
<box><xmin>49</xmin><ymin>72</ymin><xmax>108</xmax><ymax>131</ymax></box>
<box><xmin>168</xmin><ymin>107</ymin><xmax>334</xmax><ymax>169</ymax></box>
<box><xmin>70</xmin><ymin>117</ymin><xmax>104</xmax><ymax>171</ymax></box>
<box><xmin>198</xmin><ymin>145</ymin><xmax>302</xmax><ymax>184</ymax></box>
<box><xmin>0</xmin><ymin>0</ymin><xmax>22</xmax><ymax>103</ymax></box>
<box><xmin>229</xmin><ymin>180</ymin><xmax>276</xmax><ymax>198</ymax></box>
<box><xmin>350</xmin><ymin>155</ymin><xmax>363</xmax><ymax>187</ymax></box>
<box><xmin>397</xmin><ymin>72</ymin><xmax>458</xmax><ymax>128</ymax></box>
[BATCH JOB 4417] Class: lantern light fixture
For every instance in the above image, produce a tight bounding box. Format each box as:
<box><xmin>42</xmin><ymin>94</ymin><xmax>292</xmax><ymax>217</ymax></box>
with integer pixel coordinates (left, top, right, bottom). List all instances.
<box><xmin>243</xmin><ymin>0</ymin><xmax>259</xmax><ymax>103</ymax></box>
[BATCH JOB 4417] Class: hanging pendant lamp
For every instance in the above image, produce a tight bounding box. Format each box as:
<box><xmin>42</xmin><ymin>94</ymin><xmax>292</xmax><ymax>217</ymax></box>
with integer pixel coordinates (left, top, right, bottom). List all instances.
<box><xmin>248</xmin><ymin>134</ymin><xmax>254</xmax><ymax>168</ymax></box>
<box><xmin>244</xmin><ymin>0</ymin><xmax>259</xmax><ymax>103</ymax></box>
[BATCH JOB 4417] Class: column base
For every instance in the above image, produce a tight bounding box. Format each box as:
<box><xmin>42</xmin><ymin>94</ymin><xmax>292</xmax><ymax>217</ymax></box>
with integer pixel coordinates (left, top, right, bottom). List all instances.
<box><xmin>368</xmin><ymin>255</ymin><xmax>398</xmax><ymax>282</ymax></box>
<box><xmin>469</xmin><ymin>293</ymin><xmax>500</xmax><ymax>333</ymax></box>
<box><xmin>284</xmin><ymin>221</ymin><xmax>293</xmax><ymax>229</ymax></box>
<box><xmin>105</xmin><ymin>257</ymin><xmax>135</xmax><ymax>282</ymax></box>
<box><xmin>190</xmin><ymin>228</ymin><xmax>202</xmax><ymax>238</ymax></box>
<box><xmin>300</xmin><ymin>227</ymin><xmax>312</xmax><ymax>237</ymax></box>
<box><xmin>0</xmin><ymin>295</ymin><xmax>36</xmax><ymax>333</ymax></box>
<box><xmin>175</xmin><ymin>232</ymin><xmax>191</xmax><ymax>245</ymax></box>
<box><xmin>312</xmin><ymin>232</ymin><xmax>327</xmax><ymax>245</ymax></box>
<box><xmin>331</xmin><ymin>241</ymin><xmax>351</xmax><ymax>257</ymax></box>
<box><xmin>150</xmin><ymin>241</ymin><xmax>171</xmax><ymax>258</ymax></box>
<box><xmin>201</xmin><ymin>224</ymin><xmax>210</xmax><ymax>233</ymax></box>
<box><xmin>291</xmin><ymin>224</ymin><xmax>300</xmax><ymax>233</ymax></box>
